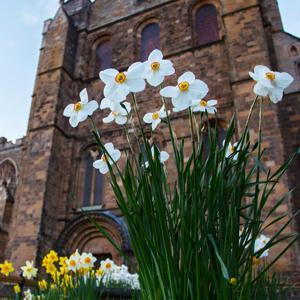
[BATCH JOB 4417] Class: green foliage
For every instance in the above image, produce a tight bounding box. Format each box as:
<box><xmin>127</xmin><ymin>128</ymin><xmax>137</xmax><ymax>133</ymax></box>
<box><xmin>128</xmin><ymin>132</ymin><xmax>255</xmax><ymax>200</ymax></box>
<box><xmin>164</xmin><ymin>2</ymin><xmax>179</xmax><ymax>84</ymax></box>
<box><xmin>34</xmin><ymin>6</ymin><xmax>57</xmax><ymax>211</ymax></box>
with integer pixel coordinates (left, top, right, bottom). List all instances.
<box><xmin>91</xmin><ymin>96</ymin><xmax>299</xmax><ymax>300</ymax></box>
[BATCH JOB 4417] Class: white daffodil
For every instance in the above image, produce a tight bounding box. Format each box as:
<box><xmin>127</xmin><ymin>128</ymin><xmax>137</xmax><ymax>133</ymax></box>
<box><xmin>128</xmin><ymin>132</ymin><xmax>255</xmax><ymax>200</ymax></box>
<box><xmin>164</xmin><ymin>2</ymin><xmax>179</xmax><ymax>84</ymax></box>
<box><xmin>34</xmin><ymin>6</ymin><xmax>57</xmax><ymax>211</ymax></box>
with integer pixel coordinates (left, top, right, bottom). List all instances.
<box><xmin>160</xmin><ymin>71</ymin><xmax>209</xmax><ymax>112</ymax></box>
<box><xmin>103</xmin><ymin>101</ymin><xmax>131</xmax><ymax>125</ymax></box>
<box><xmin>254</xmin><ymin>234</ymin><xmax>270</xmax><ymax>258</ymax></box>
<box><xmin>21</xmin><ymin>261</ymin><xmax>38</xmax><ymax>280</ymax></box>
<box><xmin>66</xmin><ymin>249</ymin><xmax>82</xmax><ymax>272</ymax></box>
<box><xmin>81</xmin><ymin>252</ymin><xmax>97</xmax><ymax>269</ymax></box>
<box><xmin>191</xmin><ymin>99</ymin><xmax>217</xmax><ymax>114</ymax></box>
<box><xmin>224</xmin><ymin>141</ymin><xmax>239</xmax><ymax>160</ymax></box>
<box><xmin>100</xmin><ymin>63</ymin><xmax>145</xmax><ymax>102</ymax></box>
<box><xmin>100</xmin><ymin>97</ymin><xmax>114</xmax><ymax>110</ymax></box>
<box><xmin>24</xmin><ymin>289</ymin><xmax>33</xmax><ymax>300</ymax></box>
<box><xmin>100</xmin><ymin>258</ymin><xmax>115</xmax><ymax>274</ymax></box>
<box><xmin>145</xmin><ymin>146</ymin><xmax>169</xmax><ymax>168</ymax></box>
<box><xmin>142</xmin><ymin>49</ymin><xmax>175</xmax><ymax>87</ymax></box>
<box><xmin>93</xmin><ymin>143</ymin><xmax>121</xmax><ymax>174</ymax></box>
<box><xmin>143</xmin><ymin>106</ymin><xmax>167</xmax><ymax>130</ymax></box>
<box><xmin>63</xmin><ymin>88</ymin><xmax>98</xmax><ymax>127</ymax></box>
<box><xmin>249</xmin><ymin>65</ymin><xmax>293</xmax><ymax>103</ymax></box>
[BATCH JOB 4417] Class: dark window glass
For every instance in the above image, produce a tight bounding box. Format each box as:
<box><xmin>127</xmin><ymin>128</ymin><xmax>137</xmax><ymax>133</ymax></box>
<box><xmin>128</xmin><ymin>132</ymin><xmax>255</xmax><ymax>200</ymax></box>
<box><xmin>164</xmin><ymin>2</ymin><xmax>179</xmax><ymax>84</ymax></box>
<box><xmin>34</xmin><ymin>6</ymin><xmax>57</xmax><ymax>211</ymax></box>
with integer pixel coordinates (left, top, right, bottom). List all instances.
<box><xmin>195</xmin><ymin>5</ymin><xmax>219</xmax><ymax>46</ymax></box>
<box><xmin>94</xmin><ymin>170</ymin><xmax>104</xmax><ymax>205</ymax></box>
<box><xmin>95</xmin><ymin>40</ymin><xmax>112</xmax><ymax>73</ymax></box>
<box><xmin>140</xmin><ymin>23</ymin><xmax>160</xmax><ymax>61</ymax></box>
<box><xmin>202</xmin><ymin>120</ymin><xmax>226</xmax><ymax>158</ymax></box>
<box><xmin>298</xmin><ymin>63</ymin><xmax>300</xmax><ymax>75</ymax></box>
<box><xmin>83</xmin><ymin>153</ymin><xmax>93</xmax><ymax>207</ymax></box>
<box><xmin>291</xmin><ymin>46</ymin><xmax>298</xmax><ymax>56</ymax></box>
<box><xmin>82</xmin><ymin>149</ymin><xmax>104</xmax><ymax>207</ymax></box>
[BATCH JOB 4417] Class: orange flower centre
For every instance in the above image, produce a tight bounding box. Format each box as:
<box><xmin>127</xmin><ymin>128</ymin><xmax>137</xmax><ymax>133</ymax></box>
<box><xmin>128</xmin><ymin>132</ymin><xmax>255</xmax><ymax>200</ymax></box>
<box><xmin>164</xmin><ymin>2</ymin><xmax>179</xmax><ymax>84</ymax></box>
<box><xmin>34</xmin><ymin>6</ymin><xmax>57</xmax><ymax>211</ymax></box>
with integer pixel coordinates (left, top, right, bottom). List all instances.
<box><xmin>105</xmin><ymin>262</ymin><xmax>112</xmax><ymax>269</ymax></box>
<box><xmin>151</xmin><ymin>62</ymin><xmax>160</xmax><ymax>71</ymax></box>
<box><xmin>112</xmin><ymin>111</ymin><xmax>119</xmax><ymax>116</ymax></box>
<box><xmin>70</xmin><ymin>260</ymin><xmax>76</xmax><ymax>267</ymax></box>
<box><xmin>265</xmin><ymin>72</ymin><xmax>275</xmax><ymax>81</ymax></box>
<box><xmin>115</xmin><ymin>72</ymin><xmax>126</xmax><ymax>84</ymax></box>
<box><xmin>74</xmin><ymin>102</ymin><xmax>82</xmax><ymax>111</ymax></box>
<box><xmin>84</xmin><ymin>257</ymin><xmax>91</xmax><ymax>264</ymax></box>
<box><xmin>101</xmin><ymin>154</ymin><xmax>109</xmax><ymax>162</ymax></box>
<box><xmin>152</xmin><ymin>112</ymin><xmax>160</xmax><ymax>120</ymax></box>
<box><xmin>178</xmin><ymin>81</ymin><xmax>189</xmax><ymax>92</ymax></box>
<box><xmin>200</xmin><ymin>100</ymin><xmax>207</xmax><ymax>107</ymax></box>
<box><xmin>231</xmin><ymin>146</ymin><xmax>236</xmax><ymax>153</ymax></box>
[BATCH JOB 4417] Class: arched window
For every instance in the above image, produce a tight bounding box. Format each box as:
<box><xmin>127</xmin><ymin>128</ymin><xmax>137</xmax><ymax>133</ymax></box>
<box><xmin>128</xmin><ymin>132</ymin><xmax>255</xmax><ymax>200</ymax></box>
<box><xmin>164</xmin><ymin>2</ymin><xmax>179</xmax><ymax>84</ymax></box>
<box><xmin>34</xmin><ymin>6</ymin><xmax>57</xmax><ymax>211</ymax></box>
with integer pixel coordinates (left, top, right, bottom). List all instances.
<box><xmin>202</xmin><ymin>120</ymin><xmax>226</xmax><ymax>157</ymax></box>
<box><xmin>95</xmin><ymin>40</ymin><xmax>112</xmax><ymax>74</ymax></box>
<box><xmin>291</xmin><ymin>46</ymin><xmax>298</xmax><ymax>57</ymax></box>
<box><xmin>140</xmin><ymin>23</ymin><xmax>160</xmax><ymax>61</ymax></box>
<box><xmin>82</xmin><ymin>149</ymin><xmax>104</xmax><ymax>207</ymax></box>
<box><xmin>297</xmin><ymin>62</ymin><xmax>300</xmax><ymax>76</ymax></box>
<box><xmin>195</xmin><ymin>4</ymin><xmax>219</xmax><ymax>46</ymax></box>
<box><xmin>0</xmin><ymin>159</ymin><xmax>17</xmax><ymax>224</ymax></box>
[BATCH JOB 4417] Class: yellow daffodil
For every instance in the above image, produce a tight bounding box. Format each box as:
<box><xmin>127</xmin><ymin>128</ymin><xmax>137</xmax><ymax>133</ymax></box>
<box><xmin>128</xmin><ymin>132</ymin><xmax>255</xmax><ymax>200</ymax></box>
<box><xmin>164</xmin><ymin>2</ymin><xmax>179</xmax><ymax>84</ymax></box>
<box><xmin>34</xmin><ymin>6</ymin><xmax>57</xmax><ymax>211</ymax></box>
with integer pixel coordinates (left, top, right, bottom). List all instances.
<box><xmin>38</xmin><ymin>279</ymin><xmax>48</xmax><ymax>291</ymax></box>
<box><xmin>47</xmin><ymin>250</ymin><xmax>59</xmax><ymax>262</ymax></box>
<box><xmin>13</xmin><ymin>284</ymin><xmax>21</xmax><ymax>294</ymax></box>
<box><xmin>0</xmin><ymin>260</ymin><xmax>14</xmax><ymax>276</ymax></box>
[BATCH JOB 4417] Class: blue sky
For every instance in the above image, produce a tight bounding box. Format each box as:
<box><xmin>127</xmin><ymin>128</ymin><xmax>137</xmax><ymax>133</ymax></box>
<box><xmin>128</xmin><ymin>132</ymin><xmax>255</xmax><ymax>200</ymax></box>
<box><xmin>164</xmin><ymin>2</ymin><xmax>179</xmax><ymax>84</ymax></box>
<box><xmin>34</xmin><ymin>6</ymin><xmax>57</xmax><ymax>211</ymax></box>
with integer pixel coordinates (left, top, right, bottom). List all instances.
<box><xmin>0</xmin><ymin>0</ymin><xmax>299</xmax><ymax>142</ymax></box>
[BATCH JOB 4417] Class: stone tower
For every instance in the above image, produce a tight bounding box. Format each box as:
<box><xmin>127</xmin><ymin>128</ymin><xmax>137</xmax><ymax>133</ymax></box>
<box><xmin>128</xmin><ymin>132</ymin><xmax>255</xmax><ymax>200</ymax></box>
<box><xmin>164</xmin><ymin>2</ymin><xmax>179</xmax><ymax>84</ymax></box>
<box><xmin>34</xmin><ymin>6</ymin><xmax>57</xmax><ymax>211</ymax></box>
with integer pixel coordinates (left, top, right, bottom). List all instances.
<box><xmin>0</xmin><ymin>0</ymin><xmax>300</xmax><ymax>286</ymax></box>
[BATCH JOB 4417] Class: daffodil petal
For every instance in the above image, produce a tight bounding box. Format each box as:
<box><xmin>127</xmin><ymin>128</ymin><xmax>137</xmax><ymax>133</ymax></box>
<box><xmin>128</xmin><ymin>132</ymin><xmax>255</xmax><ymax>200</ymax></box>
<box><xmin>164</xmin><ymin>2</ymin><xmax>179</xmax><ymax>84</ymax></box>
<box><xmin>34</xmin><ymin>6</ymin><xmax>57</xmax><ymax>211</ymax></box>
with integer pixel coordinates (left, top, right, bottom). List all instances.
<box><xmin>103</xmin><ymin>113</ymin><xmax>115</xmax><ymax>123</ymax></box>
<box><xmin>143</xmin><ymin>113</ymin><xmax>153</xmax><ymax>124</ymax></box>
<box><xmin>127</xmin><ymin>62</ymin><xmax>145</xmax><ymax>78</ymax></box>
<box><xmin>147</xmin><ymin>72</ymin><xmax>164</xmax><ymax>87</ymax></box>
<box><xmin>148</xmin><ymin>49</ymin><xmax>163</xmax><ymax>62</ymax></box>
<box><xmin>80</xmin><ymin>88</ymin><xmax>89</xmax><ymax>104</ymax></box>
<box><xmin>268</xmin><ymin>87</ymin><xmax>284</xmax><ymax>103</ymax></box>
<box><xmin>100</xmin><ymin>68</ymin><xmax>119</xmax><ymax>84</ymax></box>
<box><xmin>253</xmin><ymin>82</ymin><xmax>269</xmax><ymax>96</ymax></box>
<box><xmin>63</xmin><ymin>104</ymin><xmax>75</xmax><ymax>117</ymax></box>
<box><xmin>85</xmin><ymin>100</ymin><xmax>98</xmax><ymax>115</ymax></box>
<box><xmin>104</xmin><ymin>142</ymin><xmax>114</xmax><ymax>153</ymax></box>
<box><xmin>178</xmin><ymin>71</ymin><xmax>195</xmax><ymax>84</ymax></box>
<box><xmin>69</xmin><ymin>114</ymin><xmax>79</xmax><ymax>127</ymax></box>
<box><xmin>207</xmin><ymin>99</ymin><xmax>218</xmax><ymax>106</ymax></box>
<box><xmin>116</xmin><ymin>116</ymin><xmax>127</xmax><ymax>125</ymax></box>
<box><xmin>100</xmin><ymin>98</ymin><xmax>112</xmax><ymax>109</ymax></box>
<box><xmin>126</xmin><ymin>78</ymin><xmax>146</xmax><ymax>93</ymax></box>
<box><xmin>152</xmin><ymin>119</ymin><xmax>161</xmax><ymax>130</ymax></box>
<box><xmin>160</xmin><ymin>151</ymin><xmax>169</xmax><ymax>163</ymax></box>
<box><xmin>160</xmin><ymin>60</ymin><xmax>175</xmax><ymax>76</ymax></box>
<box><xmin>275</xmin><ymin>72</ymin><xmax>294</xmax><ymax>88</ymax></box>
<box><xmin>111</xmin><ymin>149</ymin><xmax>121</xmax><ymax>161</ymax></box>
<box><xmin>160</xmin><ymin>86</ymin><xmax>180</xmax><ymax>98</ymax></box>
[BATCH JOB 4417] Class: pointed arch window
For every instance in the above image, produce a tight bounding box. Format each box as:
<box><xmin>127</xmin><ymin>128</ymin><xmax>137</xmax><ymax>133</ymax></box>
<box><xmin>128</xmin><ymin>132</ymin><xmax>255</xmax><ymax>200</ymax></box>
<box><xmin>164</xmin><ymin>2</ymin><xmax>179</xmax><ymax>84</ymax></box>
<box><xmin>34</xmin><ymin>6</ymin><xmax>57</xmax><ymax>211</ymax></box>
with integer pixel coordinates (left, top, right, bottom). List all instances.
<box><xmin>82</xmin><ymin>149</ymin><xmax>104</xmax><ymax>207</ymax></box>
<box><xmin>95</xmin><ymin>40</ymin><xmax>112</xmax><ymax>74</ymax></box>
<box><xmin>195</xmin><ymin>4</ymin><xmax>219</xmax><ymax>46</ymax></box>
<box><xmin>0</xmin><ymin>159</ymin><xmax>17</xmax><ymax>224</ymax></box>
<box><xmin>291</xmin><ymin>46</ymin><xmax>298</xmax><ymax>57</ymax></box>
<box><xmin>140</xmin><ymin>23</ymin><xmax>160</xmax><ymax>61</ymax></box>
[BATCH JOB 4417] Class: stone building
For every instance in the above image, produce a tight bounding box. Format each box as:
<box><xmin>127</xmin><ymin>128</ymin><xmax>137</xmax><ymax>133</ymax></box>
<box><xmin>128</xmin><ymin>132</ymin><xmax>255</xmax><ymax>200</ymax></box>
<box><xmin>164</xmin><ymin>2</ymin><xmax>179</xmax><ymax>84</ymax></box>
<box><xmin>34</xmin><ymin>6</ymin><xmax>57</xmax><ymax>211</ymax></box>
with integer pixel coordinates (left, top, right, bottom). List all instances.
<box><xmin>0</xmin><ymin>0</ymin><xmax>300</xmax><ymax>284</ymax></box>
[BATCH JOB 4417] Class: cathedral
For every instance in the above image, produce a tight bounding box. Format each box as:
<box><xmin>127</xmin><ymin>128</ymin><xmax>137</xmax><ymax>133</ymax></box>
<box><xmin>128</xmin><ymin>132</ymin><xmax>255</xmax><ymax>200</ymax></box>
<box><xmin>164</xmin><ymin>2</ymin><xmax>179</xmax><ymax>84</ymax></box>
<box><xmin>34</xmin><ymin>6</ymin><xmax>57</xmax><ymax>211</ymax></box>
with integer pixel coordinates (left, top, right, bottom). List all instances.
<box><xmin>0</xmin><ymin>0</ymin><xmax>300</xmax><ymax>286</ymax></box>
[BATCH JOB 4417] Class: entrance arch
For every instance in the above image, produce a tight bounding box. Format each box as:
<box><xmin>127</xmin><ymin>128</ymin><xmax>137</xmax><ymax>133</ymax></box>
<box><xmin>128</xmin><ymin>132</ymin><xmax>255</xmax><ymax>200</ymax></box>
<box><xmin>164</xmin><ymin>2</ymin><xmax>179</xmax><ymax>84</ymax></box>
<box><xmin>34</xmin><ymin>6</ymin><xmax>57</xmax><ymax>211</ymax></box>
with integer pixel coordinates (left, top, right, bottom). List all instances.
<box><xmin>56</xmin><ymin>211</ymin><xmax>131</xmax><ymax>264</ymax></box>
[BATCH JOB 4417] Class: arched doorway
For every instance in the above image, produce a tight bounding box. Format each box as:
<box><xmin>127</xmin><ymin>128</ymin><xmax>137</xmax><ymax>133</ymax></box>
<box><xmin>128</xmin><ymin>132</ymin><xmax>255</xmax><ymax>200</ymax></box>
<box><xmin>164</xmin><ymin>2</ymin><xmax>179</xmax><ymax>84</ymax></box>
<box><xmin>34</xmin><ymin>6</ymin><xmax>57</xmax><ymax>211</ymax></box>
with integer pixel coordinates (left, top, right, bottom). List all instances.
<box><xmin>56</xmin><ymin>211</ymin><xmax>131</xmax><ymax>265</ymax></box>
